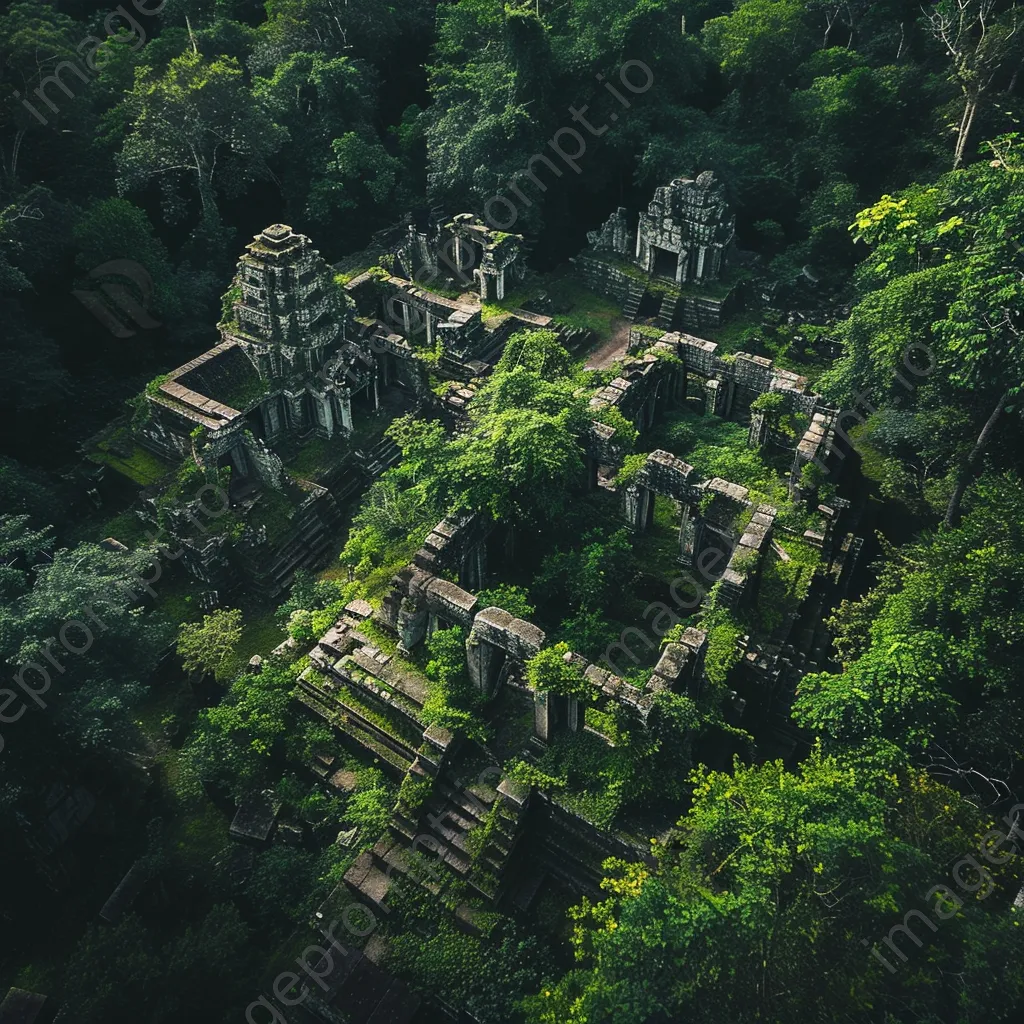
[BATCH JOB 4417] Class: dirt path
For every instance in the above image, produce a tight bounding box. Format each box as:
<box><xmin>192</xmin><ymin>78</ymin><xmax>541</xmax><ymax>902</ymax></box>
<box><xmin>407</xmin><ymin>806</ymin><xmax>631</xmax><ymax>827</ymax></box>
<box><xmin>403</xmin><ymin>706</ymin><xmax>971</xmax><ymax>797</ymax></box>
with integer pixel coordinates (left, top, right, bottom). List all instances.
<box><xmin>584</xmin><ymin>317</ymin><xmax>631</xmax><ymax>370</ymax></box>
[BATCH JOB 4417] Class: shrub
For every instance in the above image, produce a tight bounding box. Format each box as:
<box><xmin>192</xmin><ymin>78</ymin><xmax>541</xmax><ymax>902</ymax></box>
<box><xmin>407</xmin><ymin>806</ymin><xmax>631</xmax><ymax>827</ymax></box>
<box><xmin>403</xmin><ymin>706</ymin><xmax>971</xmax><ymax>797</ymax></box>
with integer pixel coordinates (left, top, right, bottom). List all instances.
<box><xmin>526</xmin><ymin>643</ymin><xmax>594</xmax><ymax>700</ymax></box>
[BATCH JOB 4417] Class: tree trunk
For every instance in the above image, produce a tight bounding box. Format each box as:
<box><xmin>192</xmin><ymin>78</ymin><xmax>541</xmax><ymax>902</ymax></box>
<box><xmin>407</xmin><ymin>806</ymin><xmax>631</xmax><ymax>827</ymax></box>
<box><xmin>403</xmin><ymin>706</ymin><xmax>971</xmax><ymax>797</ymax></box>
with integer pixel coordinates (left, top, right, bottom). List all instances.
<box><xmin>943</xmin><ymin>388</ymin><xmax>1010</xmax><ymax>528</ymax></box>
<box><xmin>953</xmin><ymin>92</ymin><xmax>979</xmax><ymax>169</ymax></box>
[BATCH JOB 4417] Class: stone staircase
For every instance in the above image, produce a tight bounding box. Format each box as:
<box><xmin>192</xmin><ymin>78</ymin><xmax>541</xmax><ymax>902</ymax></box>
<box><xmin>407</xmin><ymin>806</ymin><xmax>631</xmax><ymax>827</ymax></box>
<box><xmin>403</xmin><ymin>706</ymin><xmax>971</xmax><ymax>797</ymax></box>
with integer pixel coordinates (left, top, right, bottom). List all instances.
<box><xmin>656</xmin><ymin>289</ymin><xmax>679</xmax><ymax>329</ymax></box>
<box><xmin>622</xmin><ymin>278</ymin><xmax>646</xmax><ymax>321</ymax></box>
<box><xmin>296</xmin><ymin>614</ymin><xmax>431</xmax><ymax>779</ymax></box>
<box><xmin>387</xmin><ymin>760</ymin><xmax>530</xmax><ymax>905</ymax></box>
<box><xmin>233</xmin><ymin>487</ymin><xmax>342</xmax><ymax>600</ymax></box>
<box><xmin>477</xmin><ymin>316</ymin><xmax>520</xmax><ymax>363</ymax></box>
<box><xmin>357</xmin><ymin>437</ymin><xmax>401</xmax><ymax>479</ymax></box>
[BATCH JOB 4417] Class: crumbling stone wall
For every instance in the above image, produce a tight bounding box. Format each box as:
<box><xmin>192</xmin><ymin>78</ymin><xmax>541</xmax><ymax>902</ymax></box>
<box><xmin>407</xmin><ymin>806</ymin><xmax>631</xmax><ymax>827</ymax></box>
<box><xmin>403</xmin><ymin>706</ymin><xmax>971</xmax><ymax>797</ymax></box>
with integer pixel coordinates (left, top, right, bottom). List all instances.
<box><xmin>373</xmin><ymin>513</ymin><xmax>711</xmax><ymax>743</ymax></box>
<box><xmin>586</xmin><ymin>207</ymin><xmax>632</xmax><ymax>256</ymax></box>
<box><xmin>637</xmin><ymin>173</ymin><xmax>736</xmax><ymax>286</ymax></box>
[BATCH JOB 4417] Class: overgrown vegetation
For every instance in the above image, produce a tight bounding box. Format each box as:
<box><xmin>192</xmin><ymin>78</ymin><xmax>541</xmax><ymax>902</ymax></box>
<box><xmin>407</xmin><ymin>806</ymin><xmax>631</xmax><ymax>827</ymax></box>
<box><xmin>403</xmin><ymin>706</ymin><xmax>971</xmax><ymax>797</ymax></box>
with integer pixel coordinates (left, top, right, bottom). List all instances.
<box><xmin>5</xmin><ymin>0</ymin><xmax>1024</xmax><ymax>1021</ymax></box>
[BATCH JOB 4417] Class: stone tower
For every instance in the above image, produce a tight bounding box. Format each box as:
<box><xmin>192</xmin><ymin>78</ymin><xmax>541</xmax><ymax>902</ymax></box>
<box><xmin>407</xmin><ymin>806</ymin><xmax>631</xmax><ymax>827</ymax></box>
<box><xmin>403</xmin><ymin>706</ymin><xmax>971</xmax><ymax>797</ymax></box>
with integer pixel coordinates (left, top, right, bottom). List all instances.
<box><xmin>224</xmin><ymin>223</ymin><xmax>342</xmax><ymax>380</ymax></box>
<box><xmin>636</xmin><ymin>172</ymin><xmax>736</xmax><ymax>286</ymax></box>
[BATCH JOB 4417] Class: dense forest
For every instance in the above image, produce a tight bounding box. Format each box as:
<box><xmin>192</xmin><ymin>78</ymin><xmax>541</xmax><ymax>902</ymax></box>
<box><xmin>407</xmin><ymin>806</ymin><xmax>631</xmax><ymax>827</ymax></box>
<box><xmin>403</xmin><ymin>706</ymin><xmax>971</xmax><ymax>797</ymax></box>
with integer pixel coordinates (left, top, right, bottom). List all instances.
<box><xmin>2</xmin><ymin>1</ymin><xmax>1024</xmax><ymax>1022</ymax></box>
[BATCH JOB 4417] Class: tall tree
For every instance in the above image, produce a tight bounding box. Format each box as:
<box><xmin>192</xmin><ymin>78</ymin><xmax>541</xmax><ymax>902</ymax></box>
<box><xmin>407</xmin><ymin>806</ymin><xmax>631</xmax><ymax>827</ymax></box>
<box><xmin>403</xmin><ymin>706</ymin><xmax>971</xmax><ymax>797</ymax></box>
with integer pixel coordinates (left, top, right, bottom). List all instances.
<box><xmin>923</xmin><ymin>0</ymin><xmax>1023</xmax><ymax>168</ymax></box>
<box><xmin>524</xmin><ymin>748</ymin><xmax>1024</xmax><ymax>1023</ymax></box>
<box><xmin>824</xmin><ymin>159</ymin><xmax>1024</xmax><ymax>526</ymax></box>
<box><xmin>117</xmin><ymin>50</ymin><xmax>286</xmax><ymax>224</ymax></box>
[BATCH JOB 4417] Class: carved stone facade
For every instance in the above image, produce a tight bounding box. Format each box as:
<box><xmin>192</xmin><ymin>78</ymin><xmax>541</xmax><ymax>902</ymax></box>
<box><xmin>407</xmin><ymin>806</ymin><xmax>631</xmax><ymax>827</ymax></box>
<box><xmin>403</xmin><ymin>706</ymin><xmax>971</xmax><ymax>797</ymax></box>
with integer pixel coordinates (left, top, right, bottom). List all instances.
<box><xmin>137</xmin><ymin>225</ymin><xmax>384</xmax><ymax>478</ymax></box>
<box><xmin>575</xmin><ymin>173</ymin><xmax>742</xmax><ymax>331</ymax></box>
<box><xmin>636</xmin><ymin>172</ymin><xmax>736</xmax><ymax>285</ymax></box>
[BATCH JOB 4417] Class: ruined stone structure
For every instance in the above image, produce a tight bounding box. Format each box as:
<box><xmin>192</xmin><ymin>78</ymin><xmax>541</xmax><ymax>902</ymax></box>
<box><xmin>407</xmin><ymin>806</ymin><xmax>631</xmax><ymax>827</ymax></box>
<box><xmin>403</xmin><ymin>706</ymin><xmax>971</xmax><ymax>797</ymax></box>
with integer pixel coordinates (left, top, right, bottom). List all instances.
<box><xmin>585</xmin><ymin>327</ymin><xmax>844</xmax><ymax>497</ymax></box>
<box><xmin>636</xmin><ymin>173</ymin><xmax>737</xmax><ymax>285</ymax></box>
<box><xmin>575</xmin><ymin>173</ymin><xmax>747</xmax><ymax>332</ymax></box>
<box><xmin>138</xmin><ymin>225</ymin><xmax>382</xmax><ymax>477</ymax></box>
<box><xmin>369</xmin><ymin>210</ymin><xmax>528</xmax><ymax>302</ymax></box>
<box><xmin>295</xmin><ymin>506</ymin><xmax>712</xmax><ymax>918</ymax></box>
<box><xmin>586</xmin><ymin>173</ymin><xmax>735</xmax><ymax>286</ymax></box>
<box><xmin>342</xmin><ymin>234</ymin><xmax>554</xmax><ymax>379</ymax></box>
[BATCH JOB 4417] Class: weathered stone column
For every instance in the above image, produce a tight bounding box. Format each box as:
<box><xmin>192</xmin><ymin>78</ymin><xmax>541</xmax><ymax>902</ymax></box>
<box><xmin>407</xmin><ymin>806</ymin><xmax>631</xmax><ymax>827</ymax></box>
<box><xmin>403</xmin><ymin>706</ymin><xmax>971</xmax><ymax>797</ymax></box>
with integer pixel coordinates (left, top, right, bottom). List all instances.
<box><xmin>625</xmin><ymin>483</ymin><xmax>652</xmax><ymax>533</ymax></box>
<box><xmin>748</xmin><ymin>410</ymin><xmax>768</xmax><ymax>448</ymax></box>
<box><xmin>229</xmin><ymin>443</ymin><xmax>249</xmax><ymax>478</ymax></box>
<box><xmin>533</xmin><ymin>690</ymin><xmax>554</xmax><ymax>743</ymax></box>
<box><xmin>315</xmin><ymin>393</ymin><xmax>334</xmax><ymax>437</ymax></box>
<box><xmin>704</xmin><ymin>378</ymin><xmax>720</xmax><ymax>417</ymax></box>
<box><xmin>466</xmin><ymin>628</ymin><xmax>505</xmax><ymax>699</ymax></box>
<box><xmin>721</xmin><ymin>378</ymin><xmax>736</xmax><ymax>418</ymax></box>
<box><xmin>397</xmin><ymin>598</ymin><xmax>428</xmax><ymax>654</ymax></box>
<box><xmin>460</xmin><ymin>542</ymin><xmax>486</xmax><ymax>591</ymax></box>
<box><xmin>287</xmin><ymin>391</ymin><xmax>306</xmax><ymax>430</ymax></box>
<box><xmin>676</xmin><ymin>366</ymin><xmax>687</xmax><ymax>404</ymax></box>
<box><xmin>262</xmin><ymin>397</ymin><xmax>282</xmax><ymax>438</ymax></box>
<box><xmin>339</xmin><ymin>388</ymin><xmax>353</xmax><ymax>433</ymax></box>
<box><xmin>677</xmin><ymin>501</ymin><xmax>694</xmax><ymax>565</ymax></box>
<box><xmin>566</xmin><ymin>697</ymin><xmax>581</xmax><ymax>732</ymax></box>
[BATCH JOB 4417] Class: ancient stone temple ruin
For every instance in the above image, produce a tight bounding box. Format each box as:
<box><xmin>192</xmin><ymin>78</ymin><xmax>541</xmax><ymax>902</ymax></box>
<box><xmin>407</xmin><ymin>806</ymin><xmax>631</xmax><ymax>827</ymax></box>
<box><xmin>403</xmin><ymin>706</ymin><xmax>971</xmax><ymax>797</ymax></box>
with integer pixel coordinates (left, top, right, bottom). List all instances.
<box><xmin>138</xmin><ymin>224</ymin><xmax>376</xmax><ymax>472</ymax></box>
<box><xmin>575</xmin><ymin>172</ymin><xmax>746</xmax><ymax>332</ymax></box>
<box><xmin>76</xmin><ymin>178</ymin><xmax>876</xmax><ymax>1021</ymax></box>
<box><xmin>284</xmin><ymin>319</ymin><xmax>859</xmax><ymax>1000</ymax></box>
<box><xmin>340</xmin><ymin>211</ymin><xmax>554</xmax><ymax>380</ymax></box>
<box><xmin>125</xmin><ymin>225</ymin><xmax>428</xmax><ymax>599</ymax></box>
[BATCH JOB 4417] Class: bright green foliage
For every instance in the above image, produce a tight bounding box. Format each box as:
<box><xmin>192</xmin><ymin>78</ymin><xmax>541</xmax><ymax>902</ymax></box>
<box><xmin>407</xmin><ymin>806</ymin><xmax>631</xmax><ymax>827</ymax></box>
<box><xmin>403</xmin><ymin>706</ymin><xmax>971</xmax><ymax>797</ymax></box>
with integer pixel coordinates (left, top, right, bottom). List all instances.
<box><xmin>476</xmin><ymin>583</ymin><xmax>535</xmax><ymax>620</ymax></box>
<box><xmin>341</xmin><ymin>770</ymin><xmax>396</xmax><ymax>838</ymax></box>
<box><xmin>424</xmin><ymin>625</ymin><xmax>486</xmax><ymax>740</ymax></box>
<box><xmin>749</xmin><ymin>389</ymin><xmax>787</xmax><ymax>414</ymax></box>
<box><xmin>505</xmin><ymin>757</ymin><xmax>566</xmax><ymax>792</ymax></box>
<box><xmin>554</xmin><ymin>607</ymin><xmax>622</xmax><ymax>663</ymax></box>
<box><xmin>526</xmin><ymin>643</ymin><xmax>594</xmax><ymax>701</ymax></box>
<box><xmin>176</xmin><ymin>607</ymin><xmax>244</xmax><ymax>682</ymax></box>
<box><xmin>179</xmin><ymin>659</ymin><xmax>298</xmax><ymax>798</ymax></box>
<box><xmin>534</xmin><ymin>528</ymin><xmax>633</xmax><ymax>612</ymax></box>
<box><xmin>795</xmin><ymin>632</ymin><xmax>956</xmax><ymax>753</ymax></box>
<box><xmin>497</xmin><ymin>328</ymin><xmax>573</xmax><ymax>376</ymax></box>
<box><xmin>525</xmin><ymin>748</ymin><xmax>1024</xmax><ymax>1024</ymax></box>
<box><xmin>823</xmin><ymin>162</ymin><xmax>1024</xmax><ymax>522</ymax></box>
<box><xmin>309</xmin><ymin>132</ymin><xmax>404</xmax><ymax>215</ymax></box>
<box><xmin>382</xmin><ymin>331</ymin><xmax>588</xmax><ymax>526</ymax></box>
<box><xmin>698</xmin><ymin>602</ymin><xmax>743</xmax><ymax>686</ymax></box>
<box><xmin>590</xmin><ymin>404</ymin><xmax>640</xmax><ymax>449</ymax></box>
<box><xmin>386</xmin><ymin>895</ymin><xmax>548</xmax><ymax>1024</ymax></box>
<box><xmin>703</xmin><ymin>0</ymin><xmax>815</xmax><ymax>84</ymax></box>
<box><xmin>805</xmin><ymin>472</ymin><xmax>1024</xmax><ymax>772</ymax></box>
<box><xmin>0</xmin><ymin>521</ymin><xmax>172</xmax><ymax>761</ymax></box>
